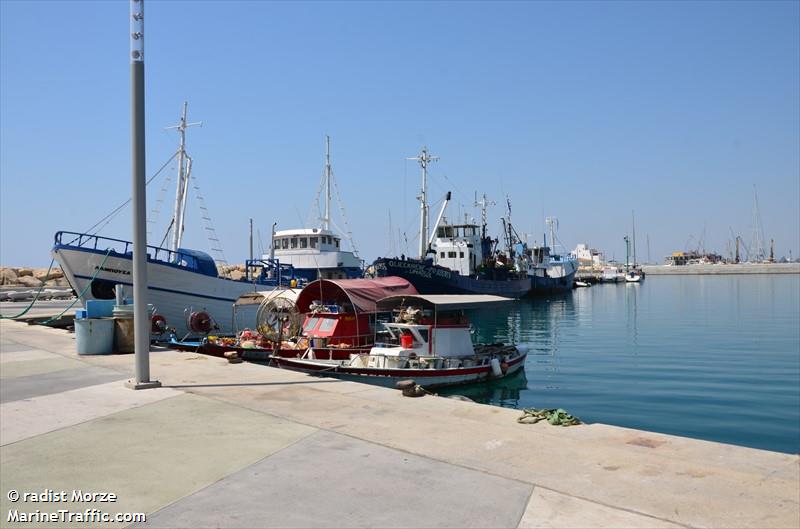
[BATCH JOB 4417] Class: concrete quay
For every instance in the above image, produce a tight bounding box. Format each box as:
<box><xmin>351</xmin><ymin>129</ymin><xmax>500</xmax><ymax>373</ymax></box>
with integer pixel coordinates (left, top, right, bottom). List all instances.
<box><xmin>1</xmin><ymin>319</ymin><xmax>798</xmax><ymax>528</ymax></box>
<box><xmin>641</xmin><ymin>263</ymin><xmax>800</xmax><ymax>275</ymax></box>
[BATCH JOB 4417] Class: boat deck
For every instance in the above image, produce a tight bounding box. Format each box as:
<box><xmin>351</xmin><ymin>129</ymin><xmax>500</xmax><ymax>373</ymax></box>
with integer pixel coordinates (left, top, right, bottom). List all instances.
<box><xmin>1</xmin><ymin>319</ymin><xmax>797</xmax><ymax>528</ymax></box>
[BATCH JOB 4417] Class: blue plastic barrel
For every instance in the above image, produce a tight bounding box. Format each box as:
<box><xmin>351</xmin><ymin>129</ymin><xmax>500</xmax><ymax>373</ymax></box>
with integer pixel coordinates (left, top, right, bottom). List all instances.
<box><xmin>75</xmin><ymin>318</ymin><xmax>115</xmax><ymax>355</ymax></box>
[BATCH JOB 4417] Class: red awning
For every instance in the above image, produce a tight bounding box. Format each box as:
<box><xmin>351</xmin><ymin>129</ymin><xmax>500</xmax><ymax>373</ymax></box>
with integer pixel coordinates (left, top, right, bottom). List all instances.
<box><xmin>295</xmin><ymin>277</ymin><xmax>418</xmax><ymax>314</ymax></box>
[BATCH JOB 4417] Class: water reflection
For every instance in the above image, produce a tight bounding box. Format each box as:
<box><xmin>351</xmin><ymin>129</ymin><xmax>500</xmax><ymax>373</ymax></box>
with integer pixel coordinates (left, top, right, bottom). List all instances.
<box><xmin>625</xmin><ymin>283</ymin><xmax>640</xmax><ymax>351</ymax></box>
<box><xmin>437</xmin><ymin>369</ymin><xmax>529</xmax><ymax>408</ymax></box>
<box><xmin>460</xmin><ymin>276</ymin><xmax>799</xmax><ymax>454</ymax></box>
<box><xmin>455</xmin><ymin>293</ymin><xmax>580</xmax><ymax>408</ymax></box>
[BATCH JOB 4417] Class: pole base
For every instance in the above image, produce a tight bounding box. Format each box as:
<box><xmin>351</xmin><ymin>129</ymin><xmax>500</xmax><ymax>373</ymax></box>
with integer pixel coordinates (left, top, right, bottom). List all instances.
<box><xmin>125</xmin><ymin>379</ymin><xmax>162</xmax><ymax>390</ymax></box>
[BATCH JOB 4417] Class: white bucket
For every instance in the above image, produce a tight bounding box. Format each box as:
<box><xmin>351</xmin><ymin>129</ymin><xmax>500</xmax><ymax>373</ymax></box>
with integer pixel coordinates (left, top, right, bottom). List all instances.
<box><xmin>490</xmin><ymin>357</ymin><xmax>503</xmax><ymax>377</ymax></box>
<box><xmin>75</xmin><ymin>318</ymin><xmax>115</xmax><ymax>355</ymax></box>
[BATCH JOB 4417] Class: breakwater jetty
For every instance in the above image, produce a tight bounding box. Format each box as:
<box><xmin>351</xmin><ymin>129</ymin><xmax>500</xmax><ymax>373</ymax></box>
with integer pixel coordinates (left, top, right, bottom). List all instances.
<box><xmin>1</xmin><ymin>319</ymin><xmax>798</xmax><ymax>528</ymax></box>
<box><xmin>642</xmin><ymin>263</ymin><xmax>800</xmax><ymax>275</ymax></box>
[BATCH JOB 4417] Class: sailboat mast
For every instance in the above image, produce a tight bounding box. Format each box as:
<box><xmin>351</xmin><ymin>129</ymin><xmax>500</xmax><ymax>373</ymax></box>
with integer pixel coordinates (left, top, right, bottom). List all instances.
<box><xmin>323</xmin><ymin>136</ymin><xmax>332</xmax><ymax>231</ymax></box>
<box><xmin>632</xmin><ymin>210</ymin><xmax>637</xmax><ymax>267</ymax></box>
<box><xmin>624</xmin><ymin>236</ymin><xmax>630</xmax><ymax>271</ymax></box>
<box><xmin>408</xmin><ymin>147</ymin><xmax>438</xmax><ymax>259</ymax></box>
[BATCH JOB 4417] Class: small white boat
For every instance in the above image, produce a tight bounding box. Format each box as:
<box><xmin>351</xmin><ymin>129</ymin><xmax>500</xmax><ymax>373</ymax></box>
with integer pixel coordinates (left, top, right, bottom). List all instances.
<box><xmin>6</xmin><ymin>290</ymin><xmax>35</xmax><ymax>301</ymax></box>
<box><xmin>625</xmin><ymin>270</ymin><xmax>642</xmax><ymax>283</ymax></box>
<box><xmin>574</xmin><ymin>280</ymin><xmax>591</xmax><ymax>288</ymax></box>
<box><xmin>600</xmin><ymin>267</ymin><xmax>620</xmax><ymax>283</ymax></box>
<box><xmin>273</xmin><ymin>294</ymin><xmax>527</xmax><ymax>389</ymax></box>
<box><xmin>44</xmin><ymin>288</ymin><xmax>74</xmax><ymax>299</ymax></box>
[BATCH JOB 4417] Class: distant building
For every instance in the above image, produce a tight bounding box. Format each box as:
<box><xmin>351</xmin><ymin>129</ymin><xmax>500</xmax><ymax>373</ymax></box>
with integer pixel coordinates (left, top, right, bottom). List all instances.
<box><xmin>665</xmin><ymin>251</ymin><xmax>723</xmax><ymax>266</ymax></box>
<box><xmin>572</xmin><ymin>244</ymin><xmax>604</xmax><ymax>269</ymax></box>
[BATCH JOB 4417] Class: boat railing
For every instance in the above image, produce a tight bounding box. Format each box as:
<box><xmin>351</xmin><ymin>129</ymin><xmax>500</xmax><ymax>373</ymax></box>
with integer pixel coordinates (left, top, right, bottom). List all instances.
<box><xmin>54</xmin><ymin>231</ymin><xmax>204</xmax><ymax>273</ymax></box>
<box><xmin>244</xmin><ymin>258</ymin><xmax>297</xmax><ymax>286</ymax></box>
<box><xmin>346</xmin><ymin>351</ymin><xmax>489</xmax><ymax>369</ymax></box>
<box><xmin>302</xmin><ymin>332</ymin><xmax>375</xmax><ymax>347</ymax></box>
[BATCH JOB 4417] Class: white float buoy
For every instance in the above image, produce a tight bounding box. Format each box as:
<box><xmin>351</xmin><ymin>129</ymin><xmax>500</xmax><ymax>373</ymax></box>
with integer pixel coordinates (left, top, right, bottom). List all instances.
<box><xmin>490</xmin><ymin>357</ymin><xmax>503</xmax><ymax>377</ymax></box>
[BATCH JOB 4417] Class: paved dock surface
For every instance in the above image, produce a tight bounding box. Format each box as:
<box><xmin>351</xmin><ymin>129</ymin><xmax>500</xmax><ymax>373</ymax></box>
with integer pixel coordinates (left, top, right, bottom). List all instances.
<box><xmin>1</xmin><ymin>319</ymin><xmax>798</xmax><ymax>528</ymax></box>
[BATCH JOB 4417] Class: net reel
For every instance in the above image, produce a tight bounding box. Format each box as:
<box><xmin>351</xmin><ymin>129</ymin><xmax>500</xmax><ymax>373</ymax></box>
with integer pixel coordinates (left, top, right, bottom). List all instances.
<box><xmin>186</xmin><ymin>310</ymin><xmax>218</xmax><ymax>336</ymax></box>
<box><xmin>256</xmin><ymin>296</ymin><xmax>303</xmax><ymax>342</ymax></box>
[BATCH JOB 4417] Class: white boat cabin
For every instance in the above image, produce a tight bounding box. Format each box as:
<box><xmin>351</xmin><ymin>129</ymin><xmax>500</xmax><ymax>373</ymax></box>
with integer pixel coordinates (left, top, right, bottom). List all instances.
<box><xmin>432</xmin><ymin>223</ymin><xmax>484</xmax><ymax>276</ymax></box>
<box><xmin>352</xmin><ymin>294</ymin><xmax>511</xmax><ymax>369</ymax></box>
<box><xmin>267</xmin><ymin>228</ymin><xmax>362</xmax><ymax>280</ymax></box>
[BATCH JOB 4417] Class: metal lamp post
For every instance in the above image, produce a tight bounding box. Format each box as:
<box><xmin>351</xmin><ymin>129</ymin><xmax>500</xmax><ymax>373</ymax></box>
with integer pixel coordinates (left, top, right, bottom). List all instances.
<box><xmin>127</xmin><ymin>0</ymin><xmax>160</xmax><ymax>390</ymax></box>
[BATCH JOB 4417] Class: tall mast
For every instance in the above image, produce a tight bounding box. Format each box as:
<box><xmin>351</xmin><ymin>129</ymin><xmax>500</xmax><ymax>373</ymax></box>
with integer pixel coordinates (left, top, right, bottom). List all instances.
<box><xmin>166</xmin><ymin>101</ymin><xmax>201</xmax><ymax>253</ymax></box>
<box><xmin>624</xmin><ymin>235</ymin><xmax>630</xmax><ymax>271</ymax></box>
<box><xmin>473</xmin><ymin>192</ymin><xmax>495</xmax><ymax>240</ymax></box>
<box><xmin>632</xmin><ymin>210</ymin><xmax>637</xmax><ymax>266</ymax></box>
<box><xmin>408</xmin><ymin>147</ymin><xmax>438</xmax><ymax>259</ymax></box>
<box><xmin>751</xmin><ymin>185</ymin><xmax>766</xmax><ymax>262</ymax></box>
<box><xmin>322</xmin><ymin>135</ymin><xmax>332</xmax><ymax>231</ymax></box>
<box><xmin>546</xmin><ymin>217</ymin><xmax>558</xmax><ymax>252</ymax></box>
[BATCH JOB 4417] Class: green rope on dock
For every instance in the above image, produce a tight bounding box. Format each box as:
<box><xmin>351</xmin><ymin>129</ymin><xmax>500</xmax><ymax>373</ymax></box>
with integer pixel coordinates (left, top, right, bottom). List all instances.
<box><xmin>40</xmin><ymin>249</ymin><xmax>114</xmax><ymax>325</ymax></box>
<box><xmin>1</xmin><ymin>249</ymin><xmax>114</xmax><ymax>324</ymax></box>
<box><xmin>517</xmin><ymin>408</ymin><xmax>582</xmax><ymax>426</ymax></box>
<box><xmin>0</xmin><ymin>258</ymin><xmax>57</xmax><ymax>320</ymax></box>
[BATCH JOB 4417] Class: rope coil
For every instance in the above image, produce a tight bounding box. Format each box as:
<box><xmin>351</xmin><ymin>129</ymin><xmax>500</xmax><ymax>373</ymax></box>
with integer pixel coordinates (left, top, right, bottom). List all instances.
<box><xmin>517</xmin><ymin>408</ymin><xmax>582</xmax><ymax>427</ymax></box>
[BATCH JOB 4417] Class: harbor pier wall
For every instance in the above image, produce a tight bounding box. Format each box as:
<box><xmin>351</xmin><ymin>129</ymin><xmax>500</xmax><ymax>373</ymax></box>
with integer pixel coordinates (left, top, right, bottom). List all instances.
<box><xmin>0</xmin><ymin>319</ymin><xmax>797</xmax><ymax>529</ymax></box>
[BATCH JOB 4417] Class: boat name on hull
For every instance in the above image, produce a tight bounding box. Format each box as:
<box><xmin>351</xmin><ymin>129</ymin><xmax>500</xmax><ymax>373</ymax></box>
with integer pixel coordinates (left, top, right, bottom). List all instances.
<box><xmin>379</xmin><ymin>259</ymin><xmax>453</xmax><ymax>280</ymax></box>
<box><xmin>94</xmin><ymin>265</ymin><xmax>131</xmax><ymax>276</ymax></box>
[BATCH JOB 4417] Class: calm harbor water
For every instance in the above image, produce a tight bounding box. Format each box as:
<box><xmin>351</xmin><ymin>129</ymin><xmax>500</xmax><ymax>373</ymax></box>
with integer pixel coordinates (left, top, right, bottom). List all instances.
<box><xmin>440</xmin><ymin>275</ymin><xmax>800</xmax><ymax>454</ymax></box>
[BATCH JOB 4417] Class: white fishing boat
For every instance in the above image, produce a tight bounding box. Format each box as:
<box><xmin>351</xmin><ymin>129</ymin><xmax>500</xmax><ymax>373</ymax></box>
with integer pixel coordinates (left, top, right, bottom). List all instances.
<box><xmin>523</xmin><ymin>217</ymin><xmax>578</xmax><ymax>293</ymax></box>
<box><xmin>598</xmin><ymin>266</ymin><xmax>623</xmax><ymax>283</ymax></box>
<box><xmin>52</xmin><ymin>103</ymin><xmax>294</xmax><ymax>335</ymax></box>
<box><xmin>273</xmin><ymin>294</ymin><xmax>527</xmax><ymax>389</ymax></box>
<box><xmin>265</xmin><ymin>137</ymin><xmax>362</xmax><ymax>282</ymax></box>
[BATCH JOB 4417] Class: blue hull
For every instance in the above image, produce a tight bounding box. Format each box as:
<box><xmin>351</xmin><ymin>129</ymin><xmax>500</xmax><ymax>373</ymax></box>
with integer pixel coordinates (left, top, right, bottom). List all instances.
<box><xmin>372</xmin><ymin>258</ymin><xmax>531</xmax><ymax>298</ymax></box>
<box><xmin>529</xmin><ymin>270</ymin><xmax>576</xmax><ymax>295</ymax></box>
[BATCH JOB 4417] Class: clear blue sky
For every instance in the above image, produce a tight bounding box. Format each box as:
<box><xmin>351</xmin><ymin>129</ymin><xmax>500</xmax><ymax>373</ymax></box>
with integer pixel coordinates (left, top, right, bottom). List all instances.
<box><xmin>2</xmin><ymin>1</ymin><xmax>798</xmax><ymax>267</ymax></box>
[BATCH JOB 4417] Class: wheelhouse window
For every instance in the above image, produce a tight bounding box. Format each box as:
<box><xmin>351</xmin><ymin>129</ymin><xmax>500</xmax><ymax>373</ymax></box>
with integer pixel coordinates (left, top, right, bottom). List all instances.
<box><xmin>310</xmin><ymin>237</ymin><xmax>318</xmax><ymax>248</ymax></box>
<box><xmin>300</xmin><ymin>237</ymin><xmax>308</xmax><ymax>249</ymax></box>
<box><xmin>335</xmin><ymin>239</ymin><xmax>340</xmax><ymax>248</ymax></box>
<box><xmin>281</xmin><ymin>238</ymin><xmax>288</xmax><ymax>249</ymax></box>
<box><xmin>448</xmin><ymin>251</ymin><xmax>457</xmax><ymax>258</ymax></box>
<box><xmin>303</xmin><ymin>317</ymin><xmax>320</xmax><ymax>333</ymax></box>
<box><xmin>459</xmin><ymin>251</ymin><xmax>464</xmax><ymax>258</ymax></box>
<box><xmin>318</xmin><ymin>318</ymin><xmax>336</xmax><ymax>332</ymax></box>
<box><xmin>290</xmin><ymin>237</ymin><xmax>298</xmax><ymax>249</ymax></box>
<box><xmin>440</xmin><ymin>252</ymin><xmax>445</xmax><ymax>258</ymax></box>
